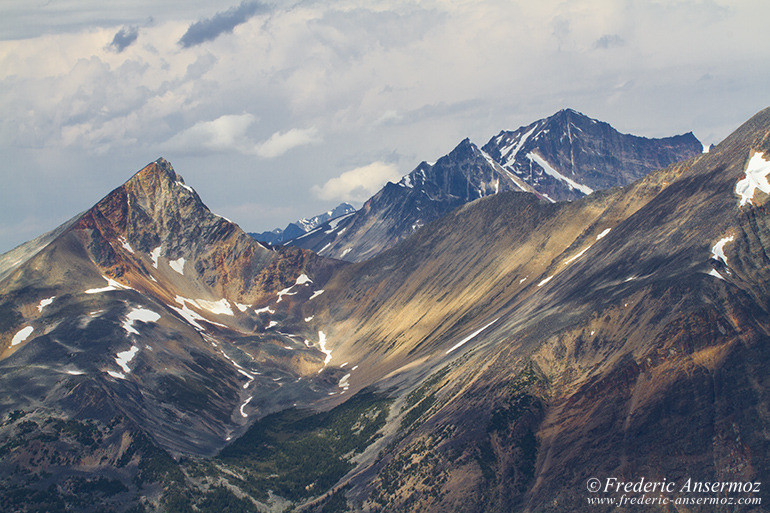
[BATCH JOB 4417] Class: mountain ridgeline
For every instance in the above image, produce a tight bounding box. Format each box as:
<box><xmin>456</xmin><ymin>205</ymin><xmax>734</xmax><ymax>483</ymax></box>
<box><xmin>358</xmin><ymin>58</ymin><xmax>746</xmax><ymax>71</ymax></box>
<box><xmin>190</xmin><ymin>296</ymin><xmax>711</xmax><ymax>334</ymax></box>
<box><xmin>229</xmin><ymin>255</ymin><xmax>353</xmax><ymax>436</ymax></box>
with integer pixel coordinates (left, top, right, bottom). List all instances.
<box><xmin>1</xmin><ymin>108</ymin><xmax>769</xmax><ymax>513</ymax></box>
<box><xmin>250</xmin><ymin>203</ymin><xmax>356</xmax><ymax>246</ymax></box>
<box><xmin>289</xmin><ymin>109</ymin><xmax>702</xmax><ymax>262</ymax></box>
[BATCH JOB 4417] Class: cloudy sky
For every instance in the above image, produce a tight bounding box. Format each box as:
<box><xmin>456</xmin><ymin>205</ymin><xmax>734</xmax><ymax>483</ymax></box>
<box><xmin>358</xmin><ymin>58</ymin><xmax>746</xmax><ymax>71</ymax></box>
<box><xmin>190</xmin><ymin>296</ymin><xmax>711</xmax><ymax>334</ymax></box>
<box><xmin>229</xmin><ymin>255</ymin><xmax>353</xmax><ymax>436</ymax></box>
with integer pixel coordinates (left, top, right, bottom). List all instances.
<box><xmin>1</xmin><ymin>0</ymin><xmax>768</xmax><ymax>252</ymax></box>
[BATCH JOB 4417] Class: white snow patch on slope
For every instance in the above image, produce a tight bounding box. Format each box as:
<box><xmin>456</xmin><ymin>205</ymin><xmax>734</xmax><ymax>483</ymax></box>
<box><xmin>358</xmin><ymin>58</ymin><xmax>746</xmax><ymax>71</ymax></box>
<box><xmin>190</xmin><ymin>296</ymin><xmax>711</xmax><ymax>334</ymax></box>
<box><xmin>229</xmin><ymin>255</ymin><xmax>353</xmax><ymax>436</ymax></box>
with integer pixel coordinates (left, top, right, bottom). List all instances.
<box><xmin>446</xmin><ymin>318</ymin><xmax>500</xmax><ymax>354</ymax></box>
<box><xmin>317</xmin><ymin>331</ymin><xmax>332</xmax><ymax>368</ymax></box>
<box><xmin>150</xmin><ymin>246</ymin><xmax>161</xmax><ymax>268</ymax></box>
<box><xmin>341</xmin><ymin>248</ymin><xmax>352</xmax><ymax>258</ymax></box>
<box><xmin>527</xmin><ymin>152</ymin><xmax>594</xmax><ymax>195</ymax></box>
<box><xmin>235</xmin><ymin>303</ymin><xmax>250</xmax><ymax>312</ymax></box>
<box><xmin>122</xmin><ymin>307</ymin><xmax>161</xmax><ymax>335</ymax></box>
<box><xmin>305</xmin><ymin>316</ymin><xmax>314</xmax><ymax>322</ymax></box>
<box><xmin>596</xmin><ymin>228</ymin><xmax>611</xmax><ymax>240</ymax></box>
<box><xmin>85</xmin><ymin>276</ymin><xmax>132</xmax><ymax>294</ymax></box>
<box><xmin>736</xmin><ymin>152</ymin><xmax>770</xmax><ymax>206</ymax></box>
<box><xmin>338</xmin><ymin>373</ymin><xmax>351</xmax><ymax>390</ymax></box>
<box><xmin>255</xmin><ymin>306</ymin><xmax>275</xmax><ymax>315</ymax></box>
<box><xmin>37</xmin><ymin>296</ymin><xmax>55</xmax><ymax>312</ymax></box>
<box><xmin>196</xmin><ymin>298</ymin><xmax>234</xmax><ymax>316</ymax></box>
<box><xmin>267</xmin><ymin>321</ymin><xmax>278</xmax><ymax>329</ymax></box>
<box><xmin>169</xmin><ymin>257</ymin><xmax>185</xmax><ymax>275</ymax></box>
<box><xmin>708</xmin><ymin>269</ymin><xmax>725</xmax><ymax>280</ymax></box>
<box><xmin>538</xmin><ymin>275</ymin><xmax>554</xmax><ymax>287</ymax></box>
<box><xmin>309</xmin><ymin>290</ymin><xmax>325</xmax><ymax>301</ymax></box>
<box><xmin>107</xmin><ymin>370</ymin><xmax>126</xmax><ymax>380</ymax></box>
<box><xmin>564</xmin><ymin>245</ymin><xmax>592</xmax><ymax>265</ymax></box>
<box><xmin>240</xmin><ymin>395</ymin><xmax>253</xmax><ymax>417</ymax></box>
<box><xmin>711</xmin><ymin>236</ymin><xmax>734</xmax><ymax>265</ymax></box>
<box><xmin>176</xmin><ymin>181</ymin><xmax>194</xmax><ymax>193</ymax></box>
<box><xmin>11</xmin><ymin>326</ymin><xmax>34</xmax><ymax>346</ymax></box>
<box><xmin>501</xmin><ymin>126</ymin><xmax>537</xmax><ymax>163</ymax></box>
<box><xmin>66</xmin><ymin>370</ymin><xmax>85</xmax><ymax>376</ymax></box>
<box><xmin>172</xmin><ymin>296</ymin><xmax>227</xmax><ymax>330</ymax></box>
<box><xmin>295</xmin><ymin>274</ymin><xmax>313</xmax><ymax>286</ymax></box>
<box><xmin>120</xmin><ymin>238</ymin><xmax>134</xmax><ymax>254</ymax></box>
<box><xmin>115</xmin><ymin>345</ymin><xmax>139</xmax><ymax>373</ymax></box>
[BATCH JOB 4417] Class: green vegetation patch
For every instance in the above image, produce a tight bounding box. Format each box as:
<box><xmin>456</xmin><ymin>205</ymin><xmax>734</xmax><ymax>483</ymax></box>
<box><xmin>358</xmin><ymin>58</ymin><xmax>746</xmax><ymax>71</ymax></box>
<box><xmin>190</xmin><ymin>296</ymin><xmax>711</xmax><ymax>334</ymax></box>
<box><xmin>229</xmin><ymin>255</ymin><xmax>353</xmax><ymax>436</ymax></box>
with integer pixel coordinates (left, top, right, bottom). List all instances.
<box><xmin>214</xmin><ymin>389</ymin><xmax>391</xmax><ymax>502</ymax></box>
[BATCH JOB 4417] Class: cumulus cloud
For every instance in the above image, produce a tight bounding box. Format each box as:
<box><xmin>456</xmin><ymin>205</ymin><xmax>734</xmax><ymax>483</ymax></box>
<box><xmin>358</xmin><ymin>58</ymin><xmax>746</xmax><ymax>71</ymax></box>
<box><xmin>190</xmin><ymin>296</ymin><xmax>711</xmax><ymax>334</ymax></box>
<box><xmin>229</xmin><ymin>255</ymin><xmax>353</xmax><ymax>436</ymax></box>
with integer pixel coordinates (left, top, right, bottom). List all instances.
<box><xmin>255</xmin><ymin>128</ymin><xmax>320</xmax><ymax>158</ymax></box>
<box><xmin>164</xmin><ymin>113</ymin><xmax>258</xmax><ymax>154</ymax></box>
<box><xmin>179</xmin><ymin>1</ymin><xmax>268</xmax><ymax>48</ymax></box>
<box><xmin>109</xmin><ymin>26</ymin><xmax>139</xmax><ymax>52</ymax></box>
<box><xmin>163</xmin><ymin>116</ymin><xmax>318</xmax><ymax>158</ymax></box>
<box><xmin>312</xmin><ymin>162</ymin><xmax>402</xmax><ymax>202</ymax></box>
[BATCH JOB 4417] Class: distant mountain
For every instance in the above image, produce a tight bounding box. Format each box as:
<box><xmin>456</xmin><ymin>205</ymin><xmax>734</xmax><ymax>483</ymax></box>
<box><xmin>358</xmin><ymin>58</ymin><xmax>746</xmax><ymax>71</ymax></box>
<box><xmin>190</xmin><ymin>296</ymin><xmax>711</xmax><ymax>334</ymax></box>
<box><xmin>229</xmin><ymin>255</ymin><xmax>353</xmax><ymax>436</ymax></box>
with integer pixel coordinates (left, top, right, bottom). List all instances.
<box><xmin>250</xmin><ymin>202</ymin><xmax>355</xmax><ymax>245</ymax></box>
<box><xmin>290</xmin><ymin>109</ymin><xmax>702</xmax><ymax>261</ymax></box>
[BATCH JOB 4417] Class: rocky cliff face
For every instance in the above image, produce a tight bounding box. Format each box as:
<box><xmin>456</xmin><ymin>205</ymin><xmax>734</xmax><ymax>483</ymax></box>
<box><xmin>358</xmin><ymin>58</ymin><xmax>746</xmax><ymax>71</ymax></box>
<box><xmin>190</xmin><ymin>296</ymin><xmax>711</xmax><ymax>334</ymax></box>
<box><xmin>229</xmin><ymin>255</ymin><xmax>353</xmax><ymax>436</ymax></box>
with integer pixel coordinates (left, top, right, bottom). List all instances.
<box><xmin>291</xmin><ymin>110</ymin><xmax>702</xmax><ymax>262</ymax></box>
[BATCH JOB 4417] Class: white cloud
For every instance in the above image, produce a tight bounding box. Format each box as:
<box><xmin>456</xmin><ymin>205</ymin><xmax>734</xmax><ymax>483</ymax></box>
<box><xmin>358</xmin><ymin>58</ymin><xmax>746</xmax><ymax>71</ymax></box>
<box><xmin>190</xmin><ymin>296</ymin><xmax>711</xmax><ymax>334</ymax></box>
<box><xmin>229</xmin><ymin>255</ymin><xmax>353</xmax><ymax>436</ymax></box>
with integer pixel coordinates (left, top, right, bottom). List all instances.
<box><xmin>163</xmin><ymin>113</ymin><xmax>257</xmax><ymax>154</ymax></box>
<box><xmin>312</xmin><ymin>162</ymin><xmax>401</xmax><ymax>202</ymax></box>
<box><xmin>254</xmin><ymin>128</ymin><xmax>320</xmax><ymax>158</ymax></box>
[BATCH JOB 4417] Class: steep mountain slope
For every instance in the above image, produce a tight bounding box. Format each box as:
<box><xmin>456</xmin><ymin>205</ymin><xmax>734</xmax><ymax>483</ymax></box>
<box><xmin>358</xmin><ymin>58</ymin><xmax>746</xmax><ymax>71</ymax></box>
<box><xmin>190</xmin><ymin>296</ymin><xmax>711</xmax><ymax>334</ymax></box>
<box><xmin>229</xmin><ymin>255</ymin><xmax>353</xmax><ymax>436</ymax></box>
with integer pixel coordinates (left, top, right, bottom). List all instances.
<box><xmin>0</xmin><ymin>159</ymin><xmax>348</xmax><ymax>511</ymax></box>
<box><xmin>293</xmin><ymin>107</ymin><xmax>770</xmax><ymax>511</ymax></box>
<box><xmin>291</xmin><ymin>109</ymin><xmax>702</xmax><ymax>262</ymax></box>
<box><xmin>250</xmin><ymin>203</ymin><xmax>356</xmax><ymax>246</ymax></box>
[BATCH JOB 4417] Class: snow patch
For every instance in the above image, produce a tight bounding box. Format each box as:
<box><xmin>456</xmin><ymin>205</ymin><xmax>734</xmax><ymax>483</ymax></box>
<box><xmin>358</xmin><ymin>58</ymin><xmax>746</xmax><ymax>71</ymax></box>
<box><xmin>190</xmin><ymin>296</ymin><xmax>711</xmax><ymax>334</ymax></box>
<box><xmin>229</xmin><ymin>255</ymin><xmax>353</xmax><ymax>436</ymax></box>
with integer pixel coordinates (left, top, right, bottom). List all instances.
<box><xmin>736</xmin><ymin>152</ymin><xmax>770</xmax><ymax>206</ymax></box>
<box><xmin>11</xmin><ymin>326</ymin><xmax>34</xmax><ymax>346</ymax></box>
<box><xmin>527</xmin><ymin>152</ymin><xmax>594</xmax><ymax>195</ymax></box>
<box><xmin>711</xmin><ymin>236</ymin><xmax>734</xmax><ymax>265</ymax></box>
<box><xmin>66</xmin><ymin>370</ymin><xmax>85</xmax><ymax>376</ymax></box>
<box><xmin>196</xmin><ymin>298</ymin><xmax>234</xmax><ymax>316</ymax></box>
<box><xmin>519</xmin><ymin>277</ymin><xmax>527</xmax><ymax>284</ymax></box>
<box><xmin>309</xmin><ymin>290</ymin><xmax>325</xmax><ymax>301</ymax></box>
<box><xmin>169</xmin><ymin>257</ymin><xmax>185</xmax><ymax>275</ymax></box>
<box><xmin>106</xmin><ymin>370</ymin><xmax>125</xmax><ymax>380</ymax></box>
<box><xmin>267</xmin><ymin>321</ymin><xmax>278</xmax><ymax>329</ymax></box>
<box><xmin>240</xmin><ymin>395</ymin><xmax>253</xmax><ymax>417</ymax></box>
<box><xmin>37</xmin><ymin>296</ymin><xmax>55</xmax><ymax>312</ymax></box>
<box><xmin>120</xmin><ymin>238</ymin><xmax>134</xmax><ymax>254</ymax></box>
<box><xmin>596</xmin><ymin>228</ymin><xmax>611</xmax><ymax>240</ymax></box>
<box><xmin>564</xmin><ymin>245</ymin><xmax>592</xmax><ymax>265</ymax></box>
<box><xmin>255</xmin><ymin>305</ymin><xmax>275</xmax><ymax>315</ymax></box>
<box><xmin>341</xmin><ymin>248</ymin><xmax>352</xmax><ymax>258</ymax></box>
<box><xmin>176</xmin><ymin>181</ymin><xmax>194</xmax><ymax>193</ymax></box>
<box><xmin>235</xmin><ymin>303</ymin><xmax>250</xmax><ymax>312</ymax></box>
<box><xmin>115</xmin><ymin>345</ymin><xmax>139</xmax><ymax>373</ymax></box>
<box><xmin>150</xmin><ymin>246</ymin><xmax>161</xmax><ymax>268</ymax></box>
<box><xmin>338</xmin><ymin>373</ymin><xmax>351</xmax><ymax>390</ymax></box>
<box><xmin>304</xmin><ymin>316</ymin><xmax>314</xmax><ymax>322</ymax></box>
<box><xmin>122</xmin><ymin>307</ymin><xmax>161</xmax><ymax>335</ymax></box>
<box><xmin>446</xmin><ymin>318</ymin><xmax>500</xmax><ymax>354</ymax></box>
<box><xmin>708</xmin><ymin>269</ymin><xmax>725</xmax><ymax>280</ymax></box>
<box><xmin>295</xmin><ymin>273</ymin><xmax>313</xmax><ymax>286</ymax></box>
<box><xmin>85</xmin><ymin>276</ymin><xmax>132</xmax><ymax>294</ymax></box>
<box><xmin>317</xmin><ymin>331</ymin><xmax>332</xmax><ymax>368</ymax></box>
<box><xmin>538</xmin><ymin>275</ymin><xmax>554</xmax><ymax>287</ymax></box>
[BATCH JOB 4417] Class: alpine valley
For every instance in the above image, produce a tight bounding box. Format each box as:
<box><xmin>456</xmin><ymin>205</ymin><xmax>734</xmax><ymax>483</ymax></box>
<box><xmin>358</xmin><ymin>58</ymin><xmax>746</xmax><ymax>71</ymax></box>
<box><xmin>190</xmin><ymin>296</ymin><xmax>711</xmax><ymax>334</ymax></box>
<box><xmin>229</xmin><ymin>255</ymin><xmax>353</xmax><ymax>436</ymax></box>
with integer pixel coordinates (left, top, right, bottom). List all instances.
<box><xmin>1</xmin><ymin>108</ymin><xmax>769</xmax><ymax>513</ymax></box>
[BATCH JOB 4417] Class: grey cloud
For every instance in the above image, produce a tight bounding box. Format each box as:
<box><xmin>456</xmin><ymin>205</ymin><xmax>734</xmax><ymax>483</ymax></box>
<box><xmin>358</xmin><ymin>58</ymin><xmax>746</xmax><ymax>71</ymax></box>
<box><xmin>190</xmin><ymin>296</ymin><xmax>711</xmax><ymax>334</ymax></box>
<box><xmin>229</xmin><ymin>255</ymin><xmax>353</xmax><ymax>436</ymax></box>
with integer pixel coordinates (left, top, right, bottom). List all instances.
<box><xmin>109</xmin><ymin>26</ymin><xmax>139</xmax><ymax>52</ymax></box>
<box><xmin>594</xmin><ymin>34</ymin><xmax>625</xmax><ymax>50</ymax></box>
<box><xmin>179</xmin><ymin>1</ymin><xmax>268</xmax><ymax>48</ymax></box>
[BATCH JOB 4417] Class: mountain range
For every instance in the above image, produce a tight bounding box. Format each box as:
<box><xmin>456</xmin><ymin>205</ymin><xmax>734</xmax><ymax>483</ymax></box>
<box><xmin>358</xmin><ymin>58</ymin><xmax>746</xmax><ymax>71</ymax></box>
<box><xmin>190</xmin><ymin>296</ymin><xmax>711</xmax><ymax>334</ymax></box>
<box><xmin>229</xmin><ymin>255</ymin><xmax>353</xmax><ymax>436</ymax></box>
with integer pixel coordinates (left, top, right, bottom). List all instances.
<box><xmin>289</xmin><ymin>109</ymin><xmax>703</xmax><ymax>262</ymax></box>
<box><xmin>250</xmin><ymin>203</ymin><xmax>356</xmax><ymax>246</ymax></box>
<box><xmin>1</xmin><ymin>108</ymin><xmax>769</xmax><ymax>512</ymax></box>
